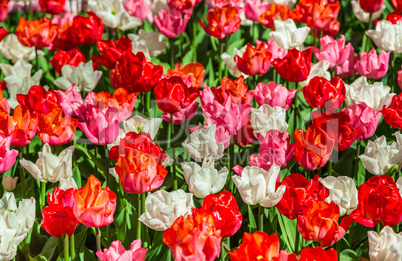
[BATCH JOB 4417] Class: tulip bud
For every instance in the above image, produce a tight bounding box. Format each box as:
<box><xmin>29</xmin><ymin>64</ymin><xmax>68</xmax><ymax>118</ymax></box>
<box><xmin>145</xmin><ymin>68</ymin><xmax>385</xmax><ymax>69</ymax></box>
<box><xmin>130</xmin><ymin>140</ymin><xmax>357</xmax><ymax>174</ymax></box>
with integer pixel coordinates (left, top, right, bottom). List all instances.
<box><xmin>2</xmin><ymin>176</ymin><xmax>18</xmax><ymax>192</ymax></box>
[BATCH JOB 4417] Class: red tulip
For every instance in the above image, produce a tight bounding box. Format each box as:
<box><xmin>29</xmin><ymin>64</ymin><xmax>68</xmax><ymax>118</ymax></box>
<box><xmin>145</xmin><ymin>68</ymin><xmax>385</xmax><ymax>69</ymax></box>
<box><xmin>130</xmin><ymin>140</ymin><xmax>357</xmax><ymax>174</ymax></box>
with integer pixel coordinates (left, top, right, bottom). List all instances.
<box><xmin>74</xmin><ymin>175</ymin><xmax>117</xmax><ymax>228</ymax></box>
<box><xmin>167</xmin><ymin>0</ymin><xmax>198</xmax><ymax>14</ymax></box>
<box><xmin>50</xmin><ymin>49</ymin><xmax>87</xmax><ymax>75</ymax></box>
<box><xmin>382</xmin><ymin>93</ymin><xmax>402</xmax><ymax>129</ymax></box>
<box><xmin>392</xmin><ymin>0</ymin><xmax>402</xmax><ymax>11</ymax></box>
<box><xmin>311</xmin><ymin>111</ymin><xmax>359</xmax><ymax>151</ymax></box>
<box><xmin>199</xmin><ymin>5</ymin><xmax>241</xmax><ymax>39</ymax></box>
<box><xmin>16</xmin><ymin>17</ymin><xmax>58</xmax><ymax>49</ymax></box>
<box><xmin>41</xmin><ymin>204</ymin><xmax>78</xmax><ymax>238</ymax></box>
<box><xmin>234</xmin><ymin>42</ymin><xmax>272</xmax><ymax>76</ymax></box>
<box><xmin>350</xmin><ymin>175</ymin><xmax>402</xmax><ymax>227</ymax></box>
<box><xmin>17</xmin><ymin>85</ymin><xmax>60</xmax><ymax>115</ymax></box>
<box><xmin>154</xmin><ymin>76</ymin><xmax>199</xmax><ymax>114</ymax></box>
<box><xmin>109</xmin><ymin>132</ymin><xmax>168</xmax><ymax>194</ymax></box>
<box><xmin>258</xmin><ymin>4</ymin><xmax>292</xmax><ymax>30</ymax></box>
<box><xmin>192</xmin><ymin>191</ymin><xmax>242</xmax><ymax>237</ymax></box>
<box><xmin>91</xmin><ymin>36</ymin><xmax>132</xmax><ymax>70</ymax></box>
<box><xmin>163</xmin><ymin>213</ymin><xmax>222</xmax><ymax>261</ymax></box>
<box><xmin>302</xmin><ymin>76</ymin><xmax>346</xmax><ymax>111</ymax></box>
<box><xmin>358</xmin><ymin>0</ymin><xmax>384</xmax><ymax>13</ymax></box>
<box><xmin>0</xmin><ymin>26</ymin><xmax>9</xmax><ymax>42</ymax></box>
<box><xmin>294</xmin><ymin>125</ymin><xmax>334</xmax><ymax>171</ymax></box>
<box><xmin>299</xmin><ymin>247</ymin><xmax>338</xmax><ymax>261</ymax></box>
<box><xmin>0</xmin><ymin>0</ymin><xmax>9</xmax><ymax>23</ymax></box>
<box><xmin>48</xmin><ymin>186</ymin><xmax>77</xmax><ymax>210</ymax></box>
<box><xmin>275</xmin><ymin>174</ymin><xmax>329</xmax><ymax>220</ymax></box>
<box><xmin>39</xmin><ymin>0</ymin><xmax>66</xmax><ymax>15</ymax></box>
<box><xmin>272</xmin><ymin>48</ymin><xmax>312</xmax><ymax>83</ymax></box>
<box><xmin>110</xmin><ymin>51</ymin><xmax>163</xmax><ymax>93</ymax></box>
<box><xmin>234</xmin><ymin>116</ymin><xmax>256</xmax><ymax>146</ymax></box>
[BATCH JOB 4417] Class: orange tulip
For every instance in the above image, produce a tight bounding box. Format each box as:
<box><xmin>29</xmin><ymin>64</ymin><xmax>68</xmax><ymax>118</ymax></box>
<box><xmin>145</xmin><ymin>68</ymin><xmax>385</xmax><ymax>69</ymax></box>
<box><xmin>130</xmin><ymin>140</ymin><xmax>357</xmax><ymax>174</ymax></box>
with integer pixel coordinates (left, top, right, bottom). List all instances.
<box><xmin>258</xmin><ymin>3</ymin><xmax>291</xmax><ymax>30</ymax></box>
<box><xmin>163</xmin><ymin>213</ymin><xmax>222</xmax><ymax>261</ymax></box>
<box><xmin>234</xmin><ymin>42</ymin><xmax>272</xmax><ymax>76</ymax></box>
<box><xmin>211</xmin><ymin>76</ymin><xmax>254</xmax><ymax>105</ymax></box>
<box><xmin>199</xmin><ymin>5</ymin><xmax>241</xmax><ymax>39</ymax></box>
<box><xmin>167</xmin><ymin>62</ymin><xmax>205</xmax><ymax>88</ymax></box>
<box><xmin>16</xmin><ymin>17</ymin><xmax>59</xmax><ymax>49</ymax></box>
<box><xmin>74</xmin><ymin>175</ymin><xmax>116</xmax><ymax>228</ymax></box>
<box><xmin>37</xmin><ymin>107</ymin><xmax>78</xmax><ymax>145</ymax></box>
<box><xmin>297</xmin><ymin>200</ymin><xmax>353</xmax><ymax>247</ymax></box>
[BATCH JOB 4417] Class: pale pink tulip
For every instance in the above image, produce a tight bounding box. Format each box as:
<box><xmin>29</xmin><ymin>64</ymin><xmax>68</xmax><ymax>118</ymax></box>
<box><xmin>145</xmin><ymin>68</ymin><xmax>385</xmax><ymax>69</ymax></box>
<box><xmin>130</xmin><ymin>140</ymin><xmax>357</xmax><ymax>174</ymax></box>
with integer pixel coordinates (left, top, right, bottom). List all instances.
<box><xmin>254</xmin><ymin>81</ymin><xmax>296</xmax><ymax>109</ymax></box>
<box><xmin>354</xmin><ymin>49</ymin><xmax>390</xmax><ymax>79</ymax></box>
<box><xmin>123</xmin><ymin>0</ymin><xmax>152</xmax><ymax>20</ymax></box>
<box><xmin>97</xmin><ymin>239</ymin><xmax>148</xmax><ymax>261</ymax></box>
<box><xmin>312</xmin><ymin>35</ymin><xmax>355</xmax><ymax>68</ymax></box>
<box><xmin>244</xmin><ymin>0</ymin><xmax>270</xmax><ymax>21</ymax></box>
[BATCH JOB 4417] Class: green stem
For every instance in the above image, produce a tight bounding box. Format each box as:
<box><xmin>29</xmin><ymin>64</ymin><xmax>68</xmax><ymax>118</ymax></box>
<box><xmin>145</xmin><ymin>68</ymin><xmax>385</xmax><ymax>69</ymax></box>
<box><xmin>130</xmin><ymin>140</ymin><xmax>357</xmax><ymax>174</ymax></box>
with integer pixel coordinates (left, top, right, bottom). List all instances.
<box><xmin>220</xmin><ymin>240</ymin><xmax>225</xmax><ymax>261</ymax></box>
<box><xmin>146</xmin><ymin>91</ymin><xmax>151</xmax><ymax>118</ymax></box>
<box><xmin>293</xmin><ymin>84</ymin><xmax>299</xmax><ymax>133</ymax></box>
<box><xmin>70</xmin><ymin>234</ymin><xmax>75</xmax><ymax>261</ymax></box>
<box><xmin>225</xmin><ymin>237</ymin><xmax>230</xmax><ymax>252</ymax></box>
<box><xmin>258</xmin><ymin>205</ymin><xmax>264</xmax><ymax>232</ymax></box>
<box><xmin>390</xmin><ymin>52</ymin><xmax>395</xmax><ymax>93</ymax></box>
<box><xmin>192</xmin><ymin>18</ymin><xmax>197</xmax><ymax>62</ymax></box>
<box><xmin>354</xmin><ymin>141</ymin><xmax>361</xmax><ymax>182</ymax></box>
<box><xmin>170</xmin><ymin>38</ymin><xmax>175</xmax><ymax>69</ymax></box>
<box><xmin>104</xmin><ymin>146</ymin><xmax>110</xmax><ymax>188</ymax></box>
<box><xmin>63</xmin><ymin>235</ymin><xmax>69</xmax><ymax>261</ymax></box>
<box><xmin>95</xmin><ymin>227</ymin><xmax>101</xmax><ymax>252</ymax></box>
<box><xmin>137</xmin><ymin>194</ymin><xmax>142</xmax><ymax>240</ymax></box>
<box><xmin>94</xmin><ymin>146</ymin><xmax>99</xmax><ymax>177</ymax></box>
<box><xmin>228</xmin><ymin>143</ymin><xmax>234</xmax><ymax>193</ymax></box>
<box><xmin>171</xmin><ymin>116</ymin><xmax>177</xmax><ymax>190</ymax></box>
<box><xmin>219</xmin><ymin>39</ymin><xmax>223</xmax><ymax>80</ymax></box>
<box><xmin>19</xmin><ymin>150</ymin><xmax>26</xmax><ymax>198</ymax></box>
<box><xmin>141</xmin><ymin>193</ymin><xmax>148</xmax><ymax>248</ymax></box>
<box><xmin>35</xmin><ymin>47</ymin><xmax>39</xmax><ymax>72</ymax></box>
<box><xmin>328</xmin><ymin>158</ymin><xmax>332</xmax><ymax>176</ymax></box>
<box><xmin>41</xmin><ymin>182</ymin><xmax>46</xmax><ymax>210</ymax></box>
<box><xmin>294</xmin><ymin>229</ymin><xmax>300</xmax><ymax>255</ymax></box>
<box><xmin>362</xmin><ymin>13</ymin><xmax>372</xmax><ymax>52</ymax></box>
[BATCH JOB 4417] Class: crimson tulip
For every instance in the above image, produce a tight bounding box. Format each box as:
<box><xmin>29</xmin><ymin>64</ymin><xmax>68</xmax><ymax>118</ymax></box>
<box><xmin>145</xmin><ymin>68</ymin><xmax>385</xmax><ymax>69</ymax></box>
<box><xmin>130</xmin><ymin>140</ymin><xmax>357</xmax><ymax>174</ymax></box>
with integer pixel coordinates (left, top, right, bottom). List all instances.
<box><xmin>91</xmin><ymin>36</ymin><xmax>132</xmax><ymax>70</ymax></box>
<box><xmin>17</xmin><ymin>85</ymin><xmax>60</xmax><ymax>115</ymax></box>
<box><xmin>358</xmin><ymin>0</ymin><xmax>384</xmax><ymax>13</ymax></box>
<box><xmin>0</xmin><ymin>26</ymin><xmax>8</xmax><ymax>42</ymax></box>
<box><xmin>299</xmin><ymin>247</ymin><xmax>338</xmax><ymax>261</ymax></box>
<box><xmin>41</xmin><ymin>204</ymin><xmax>78</xmax><ymax>238</ymax></box>
<box><xmin>234</xmin><ymin>42</ymin><xmax>272</xmax><ymax>76</ymax></box>
<box><xmin>272</xmin><ymin>48</ymin><xmax>312</xmax><ymax>82</ymax></box>
<box><xmin>39</xmin><ymin>0</ymin><xmax>66</xmax><ymax>15</ymax></box>
<box><xmin>50</xmin><ymin>49</ymin><xmax>86</xmax><ymax>75</ymax></box>
<box><xmin>382</xmin><ymin>93</ymin><xmax>402</xmax><ymax>129</ymax></box>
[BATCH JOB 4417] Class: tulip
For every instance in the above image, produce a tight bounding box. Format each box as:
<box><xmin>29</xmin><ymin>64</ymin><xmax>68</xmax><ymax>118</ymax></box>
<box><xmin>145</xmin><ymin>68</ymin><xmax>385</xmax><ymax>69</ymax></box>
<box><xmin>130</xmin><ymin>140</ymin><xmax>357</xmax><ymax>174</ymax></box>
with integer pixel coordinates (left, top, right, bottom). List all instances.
<box><xmin>382</xmin><ymin>93</ymin><xmax>402</xmax><ymax>129</ymax></box>
<box><xmin>182</xmin><ymin>157</ymin><xmax>228</xmax><ymax>198</ymax></box>
<box><xmin>358</xmin><ymin>134</ymin><xmax>402</xmax><ymax>175</ymax></box>
<box><xmin>342</xmin><ymin>102</ymin><xmax>382</xmax><ymax>141</ymax></box>
<box><xmin>221</xmin><ymin>45</ymin><xmax>248</xmax><ymax>78</ymax></box>
<box><xmin>36</xmin><ymin>107</ymin><xmax>78</xmax><ymax>145</ymax></box>
<box><xmin>367</xmin><ymin>21</ymin><xmax>402</xmax><ymax>53</ymax></box>
<box><xmin>139</xmin><ymin>189</ymin><xmax>193</xmax><ymax>231</ymax></box>
<box><xmin>128</xmin><ymin>29</ymin><xmax>168</xmax><ymax>61</ymax></box>
<box><xmin>74</xmin><ymin>175</ymin><xmax>116</xmax><ymax>228</ymax></box>
<box><xmin>166</xmin><ymin>62</ymin><xmax>205</xmax><ymax>88</ymax></box>
<box><xmin>210</xmin><ymin>76</ymin><xmax>254</xmax><ymax>105</ymax></box>
<box><xmin>123</xmin><ymin>0</ymin><xmax>152</xmax><ymax>20</ymax></box>
<box><xmin>199</xmin><ymin>5</ymin><xmax>241</xmax><ymax>39</ymax></box>
<box><xmin>0</xmin><ymin>60</ymin><xmax>42</xmax><ymax>109</ymax></box>
<box><xmin>233</xmin><ymin>165</ymin><xmax>286</xmax><ymax>207</ymax></box>
<box><xmin>269</xmin><ymin>19</ymin><xmax>310</xmax><ymax>50</ymax></box>
<box><xmin>89</xmin><ymin>0</ymin><xmax>142</xmax><ymax>31</ymax></box>
<box><xmin>276</xmin><ymin>174</ymin><xmax>329</xmax><ymax>219</ymax></box>
<box><xmin>0</xmin><ymin>0</ymin><xmax>8</xmax><ymax>23</ymax></box>
<box><xmin>302</xmin><ymin>76</ymin><xmax>346</xmax><ymax>111</ymax></box>
<box><xmin>91</xmin><ymin>36</ymin><xmax>132</xmax><ymax>70</ymax></box>
<box><xmin>229</xmin><ymin>232</ymin><xmax>297</xmax><ymax>261</ymax></box>
<box><xmin>50</xmin><ymin>49</ymin><xmax>86</xmax><ymax>76</ymax></box>
<box><xmin>368</xmin><ymin>226</ymin><xmax>402</xmax><ymax>261</ymax></box>
<box><xmin>250</xmin><ymin>105</ymin><xmax>288</xmax><ymax>137</ymax></box>
<box><xmin>319</xmin><ymin>176</ymin><xmax>358</xmax><ymax>216</ymax></box>
<box><xmin>0</xmin><ymin>34</ymin><xmax>45</xmax><ymax>64</ymax></box>
<box><xmin>16</xmin><ymin>17</ymin><xmax>58</xmax><ymax>49</ymax></box>
<box><xmin>244</xmin><ymin>0</ymin><xmax>271</xmax><ymax>21</ymax></box>
<box><xmin>2</xmin><ymin>176</ymin><xmax>18</xmax><ymax>192</ymax></box>
<box><xmin>47</xmin><ymin>186</ymin><xmax>77</xmax><ymax>210</ymax></box>
<box><xmin>294</xmin><ymin>125</ymin><xmax>334</xmax><ymax>170</ymax></box>
<box><xmin>0</xmin><ymin>136</ymin><xmax>18</xmax><ymax>174</ymax></box>
<box><xmin>167</xmin><ymin>0</ymin><xmax>198</xmax><ymax>14</ymax></box>
<box><xmin>163</xmin><ymin>213</ymin><xmax>222</xmax><ymax>261</ymax></box>
<box><xmin>39</xmin><ymin>0</ymin><xmax>66</xmax><ymax>15</ymax></box>
<box><xmin>249</xmin><ymin>130</ymin><xmax>295</xmax><ymax>172</ymax></box>
<box><xmin>0</xmin><ymin>27</ymin><xmax>8</xmax><ymax>42</ymax></box>
<box><xmin>254</xmin><ymin>81</ymin><xmax>296</xmax><ymax>109</ymax></box>
<box><xmin>257</xmin><ymin>3</ymin><xmax>292</xmax><ymax>31</ymax></box>
<box><xmin>96</xmin><ymin>239</ymin><xmax>148</xmax><ymax>261</ymax></box>
<box><xmin>16</xmin><ymin>85</ymin><xmax>60</xmax><ymax>115</ymax></box>
<box><xmin>182</xmin><ymin>124</ymin><xmax>225</xmax><ymax>162</ymax></box>
<box><xmin>110</xmin><ymin>51</ymin><xmax>163</xmax><ymax>93</ymax></box>
<box><xmin>154</xmin><ymin>76</ymin><xmax>199</xmax><ymax>114</ymax></box>
<box><xmin>312</xmin><ymin>35</ymin><xmax>355</xmax><ymax>69</ymax></box>
<box><xmin>299</xmin><ymin>61</ymin><xmax>331</xmax><ymax>88</ymax></box>
<box><xmin>393</xmin><ymin>0</ymin><xmax>402</xmax><ymax>11</ymax></box>
<box><xmin>355</xmin><ymin>49</ymin><xmax>390</xmax><ymax>80</ymax></box>
<box><xmin>358</xmin><ymin>0</ymin><xmax>384</xmax><ymax>13</ymax></box>
<box><xmin>154</xmin><ymin>9</ymin><xmax>190</xmax><ymax>38</ymax></box>
<box><xmin>299</xmin><ymin>247</ymin><xmax>338</xmax><ymax>261</ymax></box>
<box><xmin>109</xmin><ymin>132</ymin><xmax>169</xmax><ymax>194</ymax></box>
<box><xmin>272</xmin><ymin>48</ymin><xmax>312</xmax><ymax>82</ymax></box>
<box><xmin>298</xmin><ymin>200</ymin><xmax>353</xmax><ymax>247</ymax></box>
<box><xmin>351</xmin><ymin>1</ymin><xmax>384</xmax><ymax>23</ymax></box>
<box><xmin>41</xmin><ymin>204</ymin><xmax>78</xmax><ymax>238</ymax></box>
<box><xmin>234</xmin><ymin>42</ymin><xmax>272</xmax><ymax>76</ymax></box>
<box><xmin>194</xmin><ymin>191</ymin><xmax>242</xmax><ymax>237</ymax></box>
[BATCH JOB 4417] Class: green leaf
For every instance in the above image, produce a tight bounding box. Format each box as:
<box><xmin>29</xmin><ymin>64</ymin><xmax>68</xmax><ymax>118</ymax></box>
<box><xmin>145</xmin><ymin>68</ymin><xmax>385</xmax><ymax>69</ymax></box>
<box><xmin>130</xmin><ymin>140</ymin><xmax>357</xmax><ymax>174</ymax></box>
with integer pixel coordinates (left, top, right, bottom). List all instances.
<box><xmin>247</xmin><ymin>205</ymin><xmax>257</xmax><ymax>232</ymax></box>
<box><xmin>340</xmin><ymin>249</ymin><xmax>359</xmax><ymax>261</ymax></box>
<box><xmin>40</xmin><ymin>236</ymin><xmax>58</xmax><ymax>261</ymax></box>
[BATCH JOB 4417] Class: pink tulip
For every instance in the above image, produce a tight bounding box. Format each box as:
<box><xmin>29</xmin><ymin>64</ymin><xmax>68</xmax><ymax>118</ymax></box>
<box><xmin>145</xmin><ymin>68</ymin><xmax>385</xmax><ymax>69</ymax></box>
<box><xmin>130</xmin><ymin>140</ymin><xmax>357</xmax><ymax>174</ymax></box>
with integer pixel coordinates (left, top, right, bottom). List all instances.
<box><xmin>312</xmin><ymin>35</ymin><xmax>355</xmax><ymax>68</ymax></box>
<box><xmin>334</xmin><ymin>46</ymin><xmax>357</xmax><ymax>78</ymax></box>
<box><xmin>0</xmin><ymin>135</ymin><xmax>18</xmax><ymax>174</ymax></box>
<box><xmin>161</xmin><ymin>100</ymin><xmax>199</xmax><ymax>124</ymax></box>
<box><xmin>342</xmin><ymin>102</ymin><xmax>382</xmax><ymax>142</ymax></box>
<box><xmin>249</xmin><ymin>130</ymin><xmax>295</xmax><ymax>172</ymax></box>
<box><xmin>244</xmin><ymin>0</ymin><xmax>270</xmax><ymax>21</ymax></box>
<box><xmin>55</xmin><ymin>84</ymin><xmax>83</xmax><ymax>118</ymax></box>
<box><xmin>254</xmin><ymin>81</ymin><xmax>297</xmax><ymax>110</ymax></box>
<box><xmin>123</xmin><ymin>0</ymin><xmax>152</xmax><ymax>20</ymax></box>
<box><xmin>153</xmin><ymin>9</ymin><xmax>190</xmax><ymax>38</ymax></box>
<box><xmin>399</xmin><ymin>66</ymin><xmax>402</xmax><ymax>90</ymax></box>
<box><xmin>263</xmin><ymin>39</ymin><xmax>288</xmax><ymax>61</ymax></box>
<box><xmin>96</xmin><ymin>239</ymin><xmax>148</xmax><ymax>261</ymax></box>
<box><xmin>354</xmin><ymin>49</ymin><xmax>390</xmax><ymax>79</ymax></box>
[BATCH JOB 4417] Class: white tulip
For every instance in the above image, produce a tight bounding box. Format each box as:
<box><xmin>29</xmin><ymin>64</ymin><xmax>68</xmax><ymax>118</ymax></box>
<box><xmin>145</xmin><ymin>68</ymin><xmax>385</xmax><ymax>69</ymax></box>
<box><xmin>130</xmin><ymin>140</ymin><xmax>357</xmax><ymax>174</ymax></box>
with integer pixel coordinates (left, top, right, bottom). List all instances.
<box><xmin>268</xmin><ymin>0</ymin><xmax>296</xmax><ymax>8</ymax></box>
<box><xmin>359</xmin><ymin>134</ymin><xmax>402</xmax><ymax>175</ymax></box>
<box><xmin>299</xmin><ymin>61</ymin><xmax>331</xmax><ymax>87</ymax></box>
<box><xmin>397</xmin><ymin>177</ymin><xmax>402</xmax><ymax>197</ymax></box>
<box><xmin>351</xmin><ymin>1</ymin><xmax>384</xmax><ymax>23</ymax></box>
<box><xmin>0</xmin><ymin>34</ymin><xmax>45</xmax><ymax>64</ymax></box>
<box><xmin>182</xmin><ymin>124</ymin><xmax>225</xmax><ymax>162</ymax></box>
<box><xmin>269</xmin><ymin>19</ymin><xmax>310</xmax><ymax>50</ymax></box>
<box><xmin>128</xmin><ymin>30</ymin><xmax>167</xmax><ymax>61</ymax></box>
<box><xmin>319</xmin><ymin>176</ymin><xmax>358</xmax><ymax>216</ymax></box>
<box><xmin>54</xmin><ymin>61</ymin><xmax>102</xmax><ymax>93</ymax></box>
<box><xmin>1</xmin><ymin>60</ymin><xmax>42</xmax><ymax>109</ymax></box>
<box><xmin>89</xmin><ymin>0</ymin><xmax>142</xmax><ymax>31</ymax></box>
<box><xmin>182</xmin><ymin>157</ymin><xmax>228</xmax><ymax>199</ymax></box>
<box><xmin>250</xmin><ymin>104</ymin><xmax>288</xmax><ymax>136</ymax></box>
<box><xmin>139</xmin><ymin>189</ymin><xmax>193</xmax><ymax>231</ymax></box>
<box><xmin>368</xmin><ymin>226</ymin><xmax>402</xmax><ymax>261</ymax></box>
<box><xmin>20</xmin><ymin>144</ymin><xmax>75</xmax><ymax>183</ymax></box>
<box><xmin>233</xmin><ymin>165</ymin><xmax>285</xmax><ymax>207</ymax></box>
<box><xmin>0</xmin><ymin>192</ymin><xmax>35</xmax><ymax>261</ymax></box>
<box><xmin>366</xmin><ymin>20</ymin><xmax>402</xmax><ymax>53</ymax></box>
<box><xmin>221</xmin><ymin>45</ymin><xmax>248</xmax><ymax>78</ymax></box>
<box><xmin>345</xmin><ymin>76</ymin><xmax>395</xmax><ymax>110</ymax></box>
